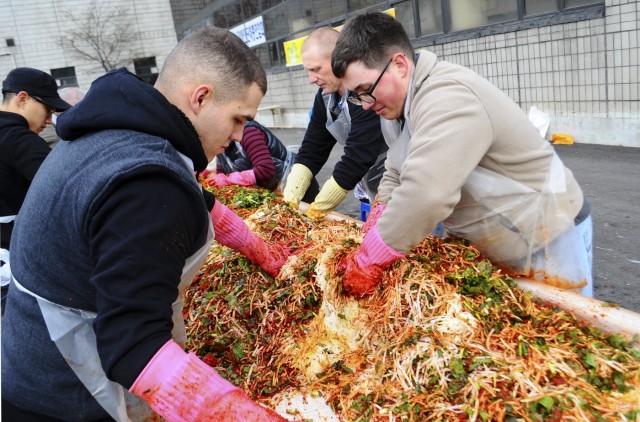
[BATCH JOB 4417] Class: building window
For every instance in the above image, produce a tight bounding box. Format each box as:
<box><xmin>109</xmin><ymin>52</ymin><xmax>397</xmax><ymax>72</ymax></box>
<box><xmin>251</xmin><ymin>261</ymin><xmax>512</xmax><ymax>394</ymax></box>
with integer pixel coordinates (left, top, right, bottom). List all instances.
<box><xmin>450</xmin><ymin>0</ymin><xmax>517</xmax><ymax>32</ymax></box>
<box><xmin>347</xmin><ymin>0</ymin><xmax>380</xmax><ymax>13</ymax></box>
<box><xmin>254</xmin><ymin>44</ymin><xmax>272</xmax><ymax>69</ymax></box>
<box><xmin>314</xmin><ymin>0</ymin><xmax>345</xmax><ymax>24</ymax></box>
<box><xmin>6</xmin><ymin>38</ymin><xmax>15</xmax><ymax>47</ymax></box>
<box><xmin>525</xmin><ymin>0</ymin><xmax>602</xmax><ymax>16</ymax></box>
<box><xmin>287</xmin><ymin>0</ymin><xmax>314</xmax><ymax>33</ymax></box>
<box><xmin>134</xmin><ymin>57</ymin><xmax>158</xmax><ymax>85</ymax></box>
<box><xmin>393</xmin><ymin>1</ymin><xmax>417</xmax><ymax>39</ymax></box>
<box><xmin>418</xmin><ymin>0</ymin><xmax>604</xmax><ymax>45</ymax></box>
<box><xmin>241</xmin><ymin>0</ymin><xmax>262</xmax><ymax>19</ymax></box>
<box><xmin>417</xmin><ymin>0</ymin><xmax>444</xmax><ymax>36</ymax></box>
<box><xmin>525</xmin><ymin>0</ymin><xmax>557</xmax><ymax>16</ymax></box>
<box><xmin>264</xmin><ymin>3</ymin><xmax>288</xmax><ymax>39</ymax></box>
<box><xmin>269</xmin><ymin>40</ymin><xmax>286</xmax><ymax>67</ymax></box>
<box><xmin>565</xmin><ymin>0</ymin><xmax>602</xmax><ymax>8</ymax></box>
<box><xmin>262</xmin><ymin>0</ymin><xmax>284</xmax><ymax>10</ymax></box>
<box><xmin>444</xmin><ymin>0</ymin><xmax>605</xmax><ymax>33</ymax></box>
<box><xmin>50</xmin><ymin>67</ymin><xmax>77</xmax><ymax>87</ymax></box>
<box><xmin>226</xmin><ymin>3</ymin><xmax>244</xmax><ymax>28</ymax></box>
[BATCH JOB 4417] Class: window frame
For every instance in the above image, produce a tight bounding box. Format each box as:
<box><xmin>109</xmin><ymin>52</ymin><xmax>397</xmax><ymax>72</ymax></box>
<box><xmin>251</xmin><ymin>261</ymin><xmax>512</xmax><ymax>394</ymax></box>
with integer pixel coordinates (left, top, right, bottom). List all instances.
<box><xmin>133</xmin><ymin>57</ymin><xmax>158</xmax><ymax>85</ymax></box>
<box><xmin>50</xmin><ymin>67</ymin><xmax>78</xmax><ymax>88</ymax></box>
<box><xmin>417</xmin><ymin>0</ymin><xmax>605</xmax><ymax>48</ymax></box>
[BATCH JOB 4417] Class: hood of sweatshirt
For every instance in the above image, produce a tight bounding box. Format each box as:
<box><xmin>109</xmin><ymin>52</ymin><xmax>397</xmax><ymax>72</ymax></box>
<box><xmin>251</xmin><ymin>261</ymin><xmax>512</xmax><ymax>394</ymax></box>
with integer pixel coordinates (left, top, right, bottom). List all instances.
<box><xmin>56</xmin><ymin>68</ymin><xmax>208</xmax><ymax>172</ymax></box>
<box><xmin>0</xmin><ymin>110</ymin><xmax>29</xmax><ymax>132</ymax></box>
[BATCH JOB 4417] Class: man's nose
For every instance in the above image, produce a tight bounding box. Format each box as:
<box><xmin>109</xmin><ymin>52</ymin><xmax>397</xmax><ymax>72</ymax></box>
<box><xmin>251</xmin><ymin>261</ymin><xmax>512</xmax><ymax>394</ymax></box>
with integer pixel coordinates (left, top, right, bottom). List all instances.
<box><xmin>362</xmin><ymin>101</ymin><xmax>374</xmax><ymax>111</ymax></box>
<box><xmin>230</xmin><ymin>127</ymin><xmax>243</xmax><ymax>142</ymax></box>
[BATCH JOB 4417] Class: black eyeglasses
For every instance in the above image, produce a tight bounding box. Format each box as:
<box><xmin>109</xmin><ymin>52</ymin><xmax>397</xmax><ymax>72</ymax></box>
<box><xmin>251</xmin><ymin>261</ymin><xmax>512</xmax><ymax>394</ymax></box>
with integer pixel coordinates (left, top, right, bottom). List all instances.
<box><xmin>30</xmin><ymin>95</ymin><xmax>55</xmax><ymax>115</ymax></box>
<box><xmin>347</xmin><ymin>58</ymin><xmax>393</xmax><ymax>106</ymax></box>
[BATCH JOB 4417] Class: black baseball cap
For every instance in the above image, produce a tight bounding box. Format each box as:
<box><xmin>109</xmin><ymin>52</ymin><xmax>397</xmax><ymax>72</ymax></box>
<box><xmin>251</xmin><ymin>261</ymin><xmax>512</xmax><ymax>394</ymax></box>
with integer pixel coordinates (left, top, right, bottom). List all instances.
<box><xmin>2</xmin><ymin>67</ymin><xmax>72</xmax><ymax>111</ymax></box>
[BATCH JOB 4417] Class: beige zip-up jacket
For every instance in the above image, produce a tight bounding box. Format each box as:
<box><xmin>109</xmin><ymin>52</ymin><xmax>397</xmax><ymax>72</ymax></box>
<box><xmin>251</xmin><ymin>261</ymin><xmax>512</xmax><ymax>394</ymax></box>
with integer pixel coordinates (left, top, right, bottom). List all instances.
<box><xmin>377</xmin><ymin>50</ymin><xmax>584</xmax><ymax>253</ymax></box>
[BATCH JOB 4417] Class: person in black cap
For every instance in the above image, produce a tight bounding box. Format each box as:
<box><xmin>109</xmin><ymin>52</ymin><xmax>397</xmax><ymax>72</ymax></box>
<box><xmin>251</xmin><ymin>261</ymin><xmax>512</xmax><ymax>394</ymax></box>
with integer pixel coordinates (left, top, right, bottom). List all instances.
<box><xmin>0</xmin><ymin>67</ymin><xmax>71</xmax><ymax>314</ymax></box>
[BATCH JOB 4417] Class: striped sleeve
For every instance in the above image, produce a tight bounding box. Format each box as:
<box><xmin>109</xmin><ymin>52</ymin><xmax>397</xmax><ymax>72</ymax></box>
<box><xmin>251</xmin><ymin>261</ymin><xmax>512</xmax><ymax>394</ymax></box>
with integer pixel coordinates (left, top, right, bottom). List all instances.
<box><xmin>241</xmin><ymin>126</ymin><xmax>276</xmax><ymax>185</ymax></box>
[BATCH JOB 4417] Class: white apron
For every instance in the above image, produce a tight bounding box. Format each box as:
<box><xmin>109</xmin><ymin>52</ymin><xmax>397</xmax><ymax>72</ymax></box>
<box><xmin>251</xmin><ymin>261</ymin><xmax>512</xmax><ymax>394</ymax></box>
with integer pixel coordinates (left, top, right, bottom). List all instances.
<box><xmin>0</xmin><ymin>214</ymin><xmax>16</xmax><ymax>289</ymax></box>
<box><xmin>278</xmin><ymin>148</ymin><xmax>296</xmax><ymax>192</ymax></box>
<box><xmin>323</xmin><ymin>92</ymin><xmax>351</xmax><ymax>146</ymax></box>
<box><xmin>381</xmin><ymin>87</ymin><xmax>590</xmax><ymax>291</ymax></box>
<box><xmin>323</xmin><ymin>93</ymin><xmax>386</xmax><ymax>202</ymax></box>
<box><xmin>11</xmin><ymin>154</ymin><xmax>214</xmax><ymax>421</ymax></box>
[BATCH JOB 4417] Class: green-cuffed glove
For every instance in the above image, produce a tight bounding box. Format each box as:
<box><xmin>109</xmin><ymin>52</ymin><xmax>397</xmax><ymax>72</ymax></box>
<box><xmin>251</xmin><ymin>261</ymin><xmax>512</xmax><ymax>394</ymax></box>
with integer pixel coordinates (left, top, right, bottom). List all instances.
<box><xmin>305</xmin><ymin>176</ymin><xmax>349</xmax><ymax>219</ymax></box>
<box><xmin>282</xmin><ymin>163</ymin><xmax>313</xmax><ymax>207</ymax></box>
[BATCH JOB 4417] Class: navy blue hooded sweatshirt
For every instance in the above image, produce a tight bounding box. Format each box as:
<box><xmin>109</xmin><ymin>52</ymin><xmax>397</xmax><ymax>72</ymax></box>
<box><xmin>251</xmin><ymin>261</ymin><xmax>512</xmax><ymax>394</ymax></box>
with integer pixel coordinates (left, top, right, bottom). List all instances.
<box><xmin>1</xmin><ymin>69</ymin><xmax>215</xmax><ymax>421</ymax></box>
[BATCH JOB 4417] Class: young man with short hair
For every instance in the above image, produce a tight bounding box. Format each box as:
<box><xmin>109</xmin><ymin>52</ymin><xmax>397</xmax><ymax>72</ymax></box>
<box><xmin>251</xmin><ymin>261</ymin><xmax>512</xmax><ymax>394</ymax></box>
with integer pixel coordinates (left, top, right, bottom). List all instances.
<box><xmin>2</xmin><ymin>29</ymin><xmax>287</xmax><ymax>421</ymax></box>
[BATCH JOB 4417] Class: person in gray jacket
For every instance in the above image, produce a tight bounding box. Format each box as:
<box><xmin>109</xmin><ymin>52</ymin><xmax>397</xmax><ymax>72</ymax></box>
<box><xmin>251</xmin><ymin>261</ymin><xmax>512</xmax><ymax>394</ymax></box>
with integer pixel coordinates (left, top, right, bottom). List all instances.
<box><xmin>331</xmin><ymin>12</ymin><xmax>592</xmax><ymax>298</ymax></box>
<box><xmin>2</xmin><ymin>28</ymin><xmax>287</xmax><ymax>422</ymax></box>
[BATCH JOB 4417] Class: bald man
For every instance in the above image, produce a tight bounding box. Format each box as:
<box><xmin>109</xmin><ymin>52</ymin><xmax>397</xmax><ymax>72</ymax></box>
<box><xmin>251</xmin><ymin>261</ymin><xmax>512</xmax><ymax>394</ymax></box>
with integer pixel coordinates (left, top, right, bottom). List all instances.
<box><xmin>282</xmin><ymin>27</ymin><xmax>387</xmax><ymax>219</ymax></box>
<box><xmin>40</xmin><ymin>86</ymin><xmax>87</xmax><ymax>148</ymax></box>
<box><xmin>2</xmin><ymin>28</ymin><xmax>287</xmax><ymax>421</ymax></box>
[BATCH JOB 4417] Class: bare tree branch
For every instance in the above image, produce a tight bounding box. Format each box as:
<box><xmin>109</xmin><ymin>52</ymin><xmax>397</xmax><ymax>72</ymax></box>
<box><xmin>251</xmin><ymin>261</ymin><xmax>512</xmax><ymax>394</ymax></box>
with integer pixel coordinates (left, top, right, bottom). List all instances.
<box><xmin>60</xmin><ymin>0</ymin><xmax>139</xmax><ymax>72</ymax></box>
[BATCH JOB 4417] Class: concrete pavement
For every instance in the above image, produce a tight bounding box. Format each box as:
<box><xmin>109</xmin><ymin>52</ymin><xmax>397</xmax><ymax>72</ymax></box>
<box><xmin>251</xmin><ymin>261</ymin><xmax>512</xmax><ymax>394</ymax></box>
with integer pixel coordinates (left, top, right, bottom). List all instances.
<box><xmin>271</xmin><ymin>128</ymin><xmax>640</xmax><ymax>313</ymax></box>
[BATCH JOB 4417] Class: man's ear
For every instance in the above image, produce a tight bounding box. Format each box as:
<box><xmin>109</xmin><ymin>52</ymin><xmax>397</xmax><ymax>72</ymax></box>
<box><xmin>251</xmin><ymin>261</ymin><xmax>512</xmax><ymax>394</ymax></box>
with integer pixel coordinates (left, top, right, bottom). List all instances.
<box><xmin>16</xmin><ymin>91</ymin><xmax>30</xmax><ymax>108</ymax></box>
<box><xmin>392</xmin><ymin>53</ymin><xmax>411</xmax><ymax>79</ymax></box>
<box><xmin>189</xmin><ymin>84</ymin><xmax>213</xmax><ymax>115</ymax></box>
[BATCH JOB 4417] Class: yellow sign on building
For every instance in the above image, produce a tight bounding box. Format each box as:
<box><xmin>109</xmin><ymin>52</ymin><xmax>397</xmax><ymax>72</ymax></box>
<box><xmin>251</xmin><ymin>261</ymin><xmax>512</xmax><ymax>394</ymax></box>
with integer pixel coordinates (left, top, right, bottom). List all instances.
<box><xmin>284</xmin><ymin>36</ymin><xmax>307</xmax><ymax>67</ymax></box>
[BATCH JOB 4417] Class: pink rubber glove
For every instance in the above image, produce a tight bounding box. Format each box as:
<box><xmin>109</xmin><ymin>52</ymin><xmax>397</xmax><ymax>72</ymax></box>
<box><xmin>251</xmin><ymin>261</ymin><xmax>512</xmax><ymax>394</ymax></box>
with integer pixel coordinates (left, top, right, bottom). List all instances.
<box><xmin>130</xmin><ymin>340</ymin><xmax>285</xmax><ymax>421</ymax></box>
<box><xmin>210</xmin><ymin>200</ymin><xmax>289</xmax><ymax>277</ymax></box>
<box><xmin>361</xmin><ymin>203</ymin><xmax>386</xmax><ymax>235</ymax></box>
<box><xmin>210</xmin><ymin>169</ymin><xmax>257</xmax><ymax>187</ymax></box>
<box><xmin>343</xmin><ymin>226</ymin><xmax>405</xmax><ymax>296</ymax></box>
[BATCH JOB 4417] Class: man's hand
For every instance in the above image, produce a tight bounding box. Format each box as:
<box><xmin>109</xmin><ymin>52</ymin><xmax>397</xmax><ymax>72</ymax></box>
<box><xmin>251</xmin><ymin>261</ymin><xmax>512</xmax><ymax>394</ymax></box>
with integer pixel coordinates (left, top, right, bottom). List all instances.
<box><xmin>242</xmin><ymin>240</ymin><xmax>290</xmax><ymax>277</ymax></box>
<box><xmin>342</xmin><ymin>226</ymin><xmax>405</xmax><ymax>296</ymax></box>
<box><xmin>304</xmin><ymin>177</ymin><xmax>348</xmax><ymax>219</ymax></box>
<box><xmin>209</xmin><ymin>169</ymin><xmax>257</xmax><ymax>187</ymax></box>
<box><xmin>211</xmin><ymin>200</ymin><xmax>290</xmax><ymax>276</ymax></box>
<box><xmin>342</xmin><ymin>250</ymin><xmax>386</xmax><ymax>295</ymax></box>
<box><xmin>282</xmin><ymin>164</ymin><xmax>313</xmax><ymax>207</ymax></box>
<box><xmin>131</xmin><ymin>340</ymin><xmax>286</xmax><ymax>421</ymax></box>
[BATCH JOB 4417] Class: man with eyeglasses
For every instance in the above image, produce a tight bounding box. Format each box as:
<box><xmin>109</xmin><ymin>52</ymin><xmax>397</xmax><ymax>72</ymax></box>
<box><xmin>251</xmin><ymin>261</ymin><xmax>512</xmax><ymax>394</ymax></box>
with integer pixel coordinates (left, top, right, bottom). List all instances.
<box><xmin>1</xmin><ymin>67</ymin><xmax>71</xmax><ymax>315</ymax></box>
<box><xmin>331</xmin><ymin>12</ymin><xmax>592</xmax><ymax>298</ymax></box>
<box><xmin>282</xmin><ymin>26</ymin><xmax>388</xmax><ymax>219</ymax></box>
